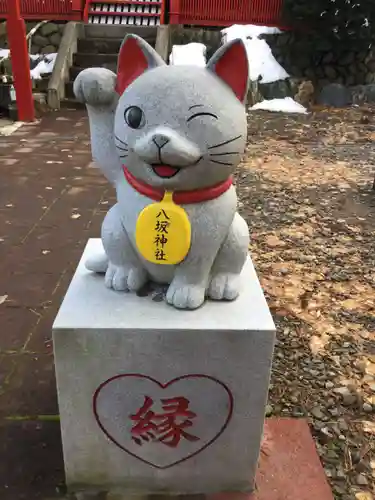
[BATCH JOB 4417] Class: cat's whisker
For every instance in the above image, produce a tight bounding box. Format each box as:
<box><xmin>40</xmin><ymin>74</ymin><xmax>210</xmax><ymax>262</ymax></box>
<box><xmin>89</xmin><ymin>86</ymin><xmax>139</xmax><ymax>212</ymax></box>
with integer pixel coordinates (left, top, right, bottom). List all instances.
<box><xmin>210</xmin><ymin>159</ymin><xmax>233</xmax><ymax>166</ymax></box>
<box><xmin>208</xmin><ymin>135</ymin><xmax>242</xmax><ymax>150</ymax></box>
<box><xmin>115</xmin><ymin>135</ymin><xmax>128</xmax><ymax>146</ymax></box>
<box><xmin>116</xmin><ymin>145</ymin><xmax>129</xmax><ymax>152</ymax></box>
<box><xmin>210</xmin><ymin>151</ymin><xmax>240</xmax><ymax>157</ymax></box>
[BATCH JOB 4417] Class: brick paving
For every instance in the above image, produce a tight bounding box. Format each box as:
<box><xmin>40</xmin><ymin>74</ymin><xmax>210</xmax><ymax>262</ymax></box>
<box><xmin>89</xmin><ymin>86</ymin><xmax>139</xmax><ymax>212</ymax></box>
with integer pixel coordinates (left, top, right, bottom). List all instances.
<box><xmin>0</xmin><ymin>110</ymin><xmax>115</xmax><ymax>500</ymax></box>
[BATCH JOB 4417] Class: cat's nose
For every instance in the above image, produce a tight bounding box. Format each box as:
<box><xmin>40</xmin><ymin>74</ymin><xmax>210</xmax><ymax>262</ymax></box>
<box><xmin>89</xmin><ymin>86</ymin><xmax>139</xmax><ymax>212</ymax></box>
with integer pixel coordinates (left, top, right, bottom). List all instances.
<box><xmin>152</xmin><ymin>134</ymin><xmax>170</xmax><ymax>149</ymax></box>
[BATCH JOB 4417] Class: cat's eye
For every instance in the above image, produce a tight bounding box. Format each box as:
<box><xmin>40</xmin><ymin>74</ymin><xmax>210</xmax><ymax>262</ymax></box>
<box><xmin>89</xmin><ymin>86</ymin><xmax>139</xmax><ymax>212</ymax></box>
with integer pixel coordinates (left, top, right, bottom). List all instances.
<box><xmin>187</xmin><ymin>112</ymin><xmax>218</xmax><ymax>123</ymax></box>
<box><xmin>124</xmin><ymin>106</ymin><xmax>145</xmax><ymax>129</ymax></box>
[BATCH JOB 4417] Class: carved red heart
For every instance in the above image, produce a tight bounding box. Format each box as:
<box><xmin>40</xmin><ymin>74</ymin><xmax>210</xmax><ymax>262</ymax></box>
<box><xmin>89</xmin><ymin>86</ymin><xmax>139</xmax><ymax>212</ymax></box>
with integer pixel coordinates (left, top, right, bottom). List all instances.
<box><xmin>93</xmin><ymin>374</ymin><xmax>233</xmax><ymax>469</ymax></box>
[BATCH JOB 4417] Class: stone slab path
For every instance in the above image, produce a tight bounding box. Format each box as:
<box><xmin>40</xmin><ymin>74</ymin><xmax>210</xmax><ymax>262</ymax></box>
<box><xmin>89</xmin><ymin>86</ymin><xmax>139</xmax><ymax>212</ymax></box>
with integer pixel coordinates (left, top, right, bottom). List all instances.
<box><xmin>0</xmin><ymin>110</ymin><xmax>115</xmax><ymax>500</ymax></box>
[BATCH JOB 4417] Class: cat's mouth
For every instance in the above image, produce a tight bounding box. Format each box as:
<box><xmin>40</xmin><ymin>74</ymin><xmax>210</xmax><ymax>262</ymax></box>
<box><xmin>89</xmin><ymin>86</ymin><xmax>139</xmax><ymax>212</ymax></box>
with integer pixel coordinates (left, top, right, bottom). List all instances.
<box><xmin>151</xmin><ymin>164</ymin><xmax>180</xmax><ymax>178</ymax></box>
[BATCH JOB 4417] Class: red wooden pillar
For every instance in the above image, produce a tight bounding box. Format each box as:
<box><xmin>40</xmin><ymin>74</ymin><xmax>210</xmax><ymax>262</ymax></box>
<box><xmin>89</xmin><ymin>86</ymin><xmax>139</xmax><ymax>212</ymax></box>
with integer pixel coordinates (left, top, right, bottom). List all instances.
<box><xmin>83</xmin><ymin>0</ymin><xmax>91</xmax><ymax>23</ymax></box>
<box><xmin>6</xmin><ymin>0</ymin><xmax>35</xmax><ymax>122</ymax></box>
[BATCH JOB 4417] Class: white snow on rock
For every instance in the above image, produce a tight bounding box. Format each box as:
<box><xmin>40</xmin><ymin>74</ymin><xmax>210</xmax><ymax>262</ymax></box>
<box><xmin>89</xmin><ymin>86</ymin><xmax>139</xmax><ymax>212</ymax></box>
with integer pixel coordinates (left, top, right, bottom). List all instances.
<box><xmin>169</xmin><ymin>43</ymin><xmax>206</xmax><ymax>66</ymax></box>
<box><xmin>0</xmin><ymin>121</ymin><xmax>24</xmax><ymax>136</ymax></box>
<box><xmin>221</xmin><ymin>24</ymin><xmax>282</xmax><ymax>44</ymax></box>
<box><xmin>220</xmin><ymin>24</ymin><xmax>288</xmax><ymax>84</ymax></box>
<box><xmin>165</xmin><ymin>25</ymin><xmax>305</xmax><ymax>116</ymax></box>
<box><xmin>0</xmin><ymin>49</ymin><xmax>10</xmax><ymax>60</ymax></box>
<box><xmin>245</xmin><ymin>37</ymin><xmax>289</xmax><ymax>83</ymax></box>
<box><xmin>251</xmin><ymin>97</ymin><xmax>308</xmax><ymax>114</ymax></box>
<box><xmin>0</xmin><ymin>49</ymin><xmax>57</xmax><ymax>79</ymax></box>
<box><xmin>30</xmin><ymin>53</ymin><xmax>57</xmax><ymax>80</ymax></box>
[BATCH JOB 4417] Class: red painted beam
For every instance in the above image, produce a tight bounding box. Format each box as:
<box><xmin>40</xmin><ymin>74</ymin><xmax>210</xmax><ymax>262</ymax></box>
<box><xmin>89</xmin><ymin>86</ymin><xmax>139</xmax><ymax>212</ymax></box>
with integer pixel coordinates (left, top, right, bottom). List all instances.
<box><xmin>72</xmin><ymin>0</ymin><xmax>84</xmax><ymax>10</ymax></box>
<box><xmin>6</xmin><ymin>0</ymin><xmax>35</xmax><ymax>122</ymax></box>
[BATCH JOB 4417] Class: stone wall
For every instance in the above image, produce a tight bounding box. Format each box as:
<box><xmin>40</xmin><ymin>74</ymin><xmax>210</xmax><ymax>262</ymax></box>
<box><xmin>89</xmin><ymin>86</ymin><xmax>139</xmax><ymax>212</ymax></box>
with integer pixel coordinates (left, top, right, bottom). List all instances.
<box><xmin>262</xmin><ymin>32</ymin><xmax>375</xmax><ymax>88</ymax></box>
<box><xmin>0</xmin><ymin>21</ymin><xmax>66</xmax><ymax>55</ymax></box>
<box><xmin>170</xmin><ymin>27</ymin><xmax>375</xmax><ymax>94</ymax></box>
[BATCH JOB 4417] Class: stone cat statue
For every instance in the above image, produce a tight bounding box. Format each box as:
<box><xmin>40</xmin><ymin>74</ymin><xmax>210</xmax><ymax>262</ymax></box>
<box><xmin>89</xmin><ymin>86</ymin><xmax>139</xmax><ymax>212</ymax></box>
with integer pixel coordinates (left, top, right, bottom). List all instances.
<box><xmin>74</xmin><ymin>34</ymin><xmax>250</xmax><ymax>310</ymax></box>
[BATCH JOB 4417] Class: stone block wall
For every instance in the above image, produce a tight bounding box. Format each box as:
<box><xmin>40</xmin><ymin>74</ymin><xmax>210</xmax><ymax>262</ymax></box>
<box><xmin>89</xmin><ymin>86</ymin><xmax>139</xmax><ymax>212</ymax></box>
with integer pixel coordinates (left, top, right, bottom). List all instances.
<box><xmin>170</xmin><ymin>27</ymin><xmax>375</xmax><ymax>90</ymax></box>
<box><xmin>0</xmin><ymin>21</ymin><xmax>66</xmax><ymax>55</ymax></box>
<box><xmin>263</xmin><ymin>32</ymin><xmax>375</xmax><ymax>87</ymax></box>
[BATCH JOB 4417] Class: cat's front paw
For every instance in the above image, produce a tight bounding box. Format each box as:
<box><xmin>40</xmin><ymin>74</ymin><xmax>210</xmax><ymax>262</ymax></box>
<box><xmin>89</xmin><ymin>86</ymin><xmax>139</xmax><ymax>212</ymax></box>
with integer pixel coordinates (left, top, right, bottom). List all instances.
<box><xmin>105</xmin><ymin>264</ymin><xmax>147</xmax><ymax>292</ymax></box>
<box><xmin>85</xmin><ymin>251</ymin><xmax>108</xmax><ymax>273</ymax></box>
<box><xmin>166</xmin><ymin>283</ymin><xmax>205</xmax><ymax>310</ymax></box>
<box><xmin>208</xmin><ymin>273</ymin><xmax>240</xmax><ymax>301</ymax></box>
<box><xmin>74</xmin><ymin>68</ymin><xmax>117</xmax><ymax>106</ymax></box>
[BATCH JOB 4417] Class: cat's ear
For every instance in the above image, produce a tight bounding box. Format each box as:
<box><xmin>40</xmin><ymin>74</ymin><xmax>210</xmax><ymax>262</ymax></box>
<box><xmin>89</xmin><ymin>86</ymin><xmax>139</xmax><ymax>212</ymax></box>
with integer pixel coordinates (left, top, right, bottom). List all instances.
<box><xmin>206</xmin><ymin>39</ymin><xmax>249</xmax><ymax>103</ymax></box>
<box><xmin>116</xmin><ymin>34</ymin><xmax>166</xmax><ymax>95</ymax></box>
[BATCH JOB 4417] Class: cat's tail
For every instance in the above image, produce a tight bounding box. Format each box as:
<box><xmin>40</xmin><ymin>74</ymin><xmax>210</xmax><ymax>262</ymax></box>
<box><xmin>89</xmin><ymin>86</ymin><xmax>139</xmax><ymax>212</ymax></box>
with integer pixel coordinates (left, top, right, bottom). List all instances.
<box><xmin>85</xmin><ymin>251</ymin><xmax>109</xmax><ymax>274</ymax></box>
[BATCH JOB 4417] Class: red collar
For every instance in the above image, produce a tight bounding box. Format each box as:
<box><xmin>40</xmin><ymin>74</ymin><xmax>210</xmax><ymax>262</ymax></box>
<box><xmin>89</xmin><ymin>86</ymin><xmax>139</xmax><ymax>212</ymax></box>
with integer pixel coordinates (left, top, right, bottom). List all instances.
<box><xmin>123</xmin><ymin>167</ymin><xmax>232</xmax><ymax>204</ymax></box>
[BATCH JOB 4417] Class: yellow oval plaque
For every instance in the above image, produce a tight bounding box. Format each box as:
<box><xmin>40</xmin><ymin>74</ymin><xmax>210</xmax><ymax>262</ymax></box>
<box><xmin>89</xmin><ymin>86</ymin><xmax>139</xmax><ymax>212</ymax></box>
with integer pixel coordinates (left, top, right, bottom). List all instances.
<box><xmin>135</xmin><ymin>192</ymin><xmax>191</xmax><ymax>265</ymax></box>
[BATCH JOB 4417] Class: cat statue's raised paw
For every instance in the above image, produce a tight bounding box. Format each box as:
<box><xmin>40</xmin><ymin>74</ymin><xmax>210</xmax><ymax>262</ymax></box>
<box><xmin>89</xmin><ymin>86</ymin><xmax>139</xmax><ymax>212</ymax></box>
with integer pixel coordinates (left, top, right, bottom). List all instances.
<box><xmin>74</xmin><ymin>34</ymin><xmax>250</xmax><ymax>310</ymax></box>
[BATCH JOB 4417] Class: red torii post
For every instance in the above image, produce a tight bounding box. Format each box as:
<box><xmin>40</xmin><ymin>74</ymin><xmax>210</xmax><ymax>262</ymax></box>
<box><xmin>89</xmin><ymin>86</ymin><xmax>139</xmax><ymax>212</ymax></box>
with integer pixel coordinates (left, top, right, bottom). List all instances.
<box><xmin>6</xmin><ymin>0</ymin><xmax>35</xmax><ymax>121</ymax></box>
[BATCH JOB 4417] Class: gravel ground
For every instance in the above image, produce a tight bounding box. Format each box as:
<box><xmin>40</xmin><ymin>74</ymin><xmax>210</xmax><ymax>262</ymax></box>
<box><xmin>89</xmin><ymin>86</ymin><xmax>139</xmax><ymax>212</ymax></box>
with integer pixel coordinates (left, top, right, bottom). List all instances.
<box><xmin>235</xmin><ymin>105</ymin><xmax>375</xmax><ymax>500</ymax></box>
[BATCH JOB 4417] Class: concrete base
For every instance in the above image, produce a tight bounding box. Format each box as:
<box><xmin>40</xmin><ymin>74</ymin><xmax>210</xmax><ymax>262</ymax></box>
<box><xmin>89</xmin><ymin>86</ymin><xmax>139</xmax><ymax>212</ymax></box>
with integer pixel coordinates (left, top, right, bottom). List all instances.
<box><xmin>155</xmin><ymin>25</ymin><xmax>171</xmax><ymax>62</ymax></box>
<box><xmin>47</xmin><ymin>22</ymin><xmax>79</xmax><ymax>111</ymax></box>
<box><xmin>84</xmin><ymin>24</ymin><xmax>158</xmax><ymax>40</ymax></box>
<box><xmin>53</xmin><ymin>239</ymin><xmax>276</xmax><ymax>495</ymax></box>
<box><xmin>66</xmin><ymin>419</ymin><xmax>334</xmax><ymax>500</ymax></box>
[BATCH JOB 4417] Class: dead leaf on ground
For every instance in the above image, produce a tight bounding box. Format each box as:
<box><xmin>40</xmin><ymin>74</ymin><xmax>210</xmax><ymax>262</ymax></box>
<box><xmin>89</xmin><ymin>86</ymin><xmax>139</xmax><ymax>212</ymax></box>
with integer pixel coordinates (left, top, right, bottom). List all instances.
<box><xmin>363</xmin><ymin>421</ymin><xmax>375</xmax><ymax>435</ymax></box>
<box><xmin>309</xmin><ymin>334</ymin><xmax>329</xmax><ymax>355</ymax></box>
<box><xmin>265</xmin><ymin>234</ymin><xmax>286</xmax><ymax>248</ymax></box>
<box><xmin>365</xmin><ymin>362</ymin><xmax>375</xmax><ymax>377</ymax></box>
<box><xmin>0</xmin><ymin>295</ymin><xmax>8</xmax><ymax>305</ymax></box>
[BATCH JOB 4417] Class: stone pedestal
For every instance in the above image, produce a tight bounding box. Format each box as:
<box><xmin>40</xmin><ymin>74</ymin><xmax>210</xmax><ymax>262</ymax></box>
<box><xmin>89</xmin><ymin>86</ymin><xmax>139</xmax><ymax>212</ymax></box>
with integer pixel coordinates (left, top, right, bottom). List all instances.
<box><xmin>53</xmin><ymin>239</ymin><xmax>276</xmax><ymax>495</ymax></box>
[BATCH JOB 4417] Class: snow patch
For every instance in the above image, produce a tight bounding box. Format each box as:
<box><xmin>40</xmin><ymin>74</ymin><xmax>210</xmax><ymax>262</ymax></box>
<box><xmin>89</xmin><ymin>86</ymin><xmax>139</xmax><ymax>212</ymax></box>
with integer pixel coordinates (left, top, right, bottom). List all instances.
<box><xmin>0</xmin><ymin>121</ymin><xmax>24</xmax><ymax>136</ymax></box>
<box><xmin>0</xmin><ymin>49</ymin><xmax>10</xmax><ymax>60</ymax></box>
<box><xmin>169</xmin><ymin>43</ymin><xmax>206</xmax><ymax>66</ymax></box>
<box><xmin>250</xmin><ymin>97</ymin><xmax>308</xmax><ymax>114</ymax></box>
<box><xmin>221</xmin><ymin>24</ymin><xmax>282</xmax><ymax>44</ymax></box>
<box><xmin>0</xmin><ymin>49</ymin><xmax>57</xmax><ymax>79</ymax></box>
<box><xmin>245</xmin><ymin>37</ymin><xmax>289</xmax><ymax>83</ymax></box>
<box><xmin>220</xmin><ymin>24</ymin><xmax>288</xmax><ymax>84</ymax></box>
<box><xmin>30</xmin><ymin>53</ymin><xmax>57</xmax><ymax>80</ymax></box>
